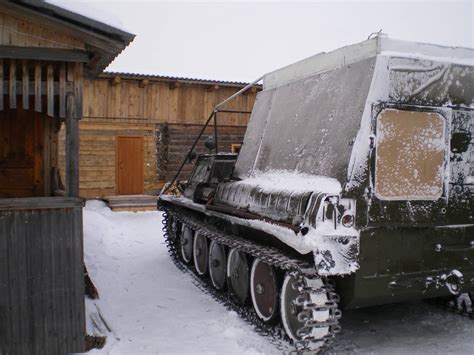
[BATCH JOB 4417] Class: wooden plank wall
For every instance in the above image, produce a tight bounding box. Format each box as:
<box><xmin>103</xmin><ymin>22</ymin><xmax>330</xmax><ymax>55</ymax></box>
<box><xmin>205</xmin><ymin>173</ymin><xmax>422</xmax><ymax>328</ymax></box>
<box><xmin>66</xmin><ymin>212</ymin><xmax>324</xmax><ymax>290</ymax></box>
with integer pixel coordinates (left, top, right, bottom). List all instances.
<box><xmin>83</xmin><ymin>77</ymin><xmax>256</xmax><ymax>126</ymax></box>
<box><xmin>61</xmin><ymin>76</ymin><xmax>258</xmax><ymax>197</ymax></box>
<box><xmin>0</xmin><ymin>9</ymin><xmax>85</xmax><ymax>49</ymax></box>
<box><xmin>59</xmin><ymin>121</ymin><xmax>158</xmax><ymax>197</ymax></box>
<box><xmin>0</xmin><ymin>198</ymin><xmax>85</xmax><ymax>355</ymax></box>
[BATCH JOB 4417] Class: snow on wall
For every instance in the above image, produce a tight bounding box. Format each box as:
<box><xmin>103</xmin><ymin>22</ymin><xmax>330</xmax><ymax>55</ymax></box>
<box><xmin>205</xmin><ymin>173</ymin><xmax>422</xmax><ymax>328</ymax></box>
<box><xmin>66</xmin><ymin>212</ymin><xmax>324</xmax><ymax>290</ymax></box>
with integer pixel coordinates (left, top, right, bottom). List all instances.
<box><xmin>346</xmin><ymin>52</ymin><xmax>473</xmax><ymax>193</ymax></box>
<box><xmin>388</xmin><ymin>57</ymin><xmax>473</xmax><ymax>107</ymax></box>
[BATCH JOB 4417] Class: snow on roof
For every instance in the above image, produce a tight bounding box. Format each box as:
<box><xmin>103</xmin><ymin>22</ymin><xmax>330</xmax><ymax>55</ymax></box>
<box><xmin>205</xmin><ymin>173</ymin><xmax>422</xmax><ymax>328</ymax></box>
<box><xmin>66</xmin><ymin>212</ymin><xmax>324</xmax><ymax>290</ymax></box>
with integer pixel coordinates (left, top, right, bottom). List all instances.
<box><xmin>380</xmin><ymin>37</ymin><xmax>474</xmax><ymax>67</ymax></box>
<box><xmin>264</xmin><ymin>35</ymin><xmax>474</xmax><ymax>90</ymax></box>
<box><xmin>44</xmin><ymin>0</ymin><xmax>132</xmax><ymax>34</ymax></box>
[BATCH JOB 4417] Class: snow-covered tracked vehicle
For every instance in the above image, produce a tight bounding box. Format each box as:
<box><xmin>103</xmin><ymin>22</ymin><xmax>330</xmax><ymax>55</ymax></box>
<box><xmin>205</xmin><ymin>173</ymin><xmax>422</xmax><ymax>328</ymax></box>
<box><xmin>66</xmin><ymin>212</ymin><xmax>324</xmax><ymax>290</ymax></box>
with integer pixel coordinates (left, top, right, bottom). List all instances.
<box><xmin>159</xmin><ymin>35</ymin><xmax>474</xmax><ymax>351</ymax></box>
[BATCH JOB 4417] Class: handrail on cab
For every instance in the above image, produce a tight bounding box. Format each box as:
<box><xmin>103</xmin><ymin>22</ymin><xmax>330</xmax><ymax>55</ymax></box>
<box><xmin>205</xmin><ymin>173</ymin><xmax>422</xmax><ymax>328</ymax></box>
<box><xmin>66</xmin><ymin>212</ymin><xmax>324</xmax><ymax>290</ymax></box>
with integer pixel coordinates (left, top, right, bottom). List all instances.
<box><xmin>161</xmin><ymin>76</ymin><xmax>264</xmax><ymax>195</ymax></box>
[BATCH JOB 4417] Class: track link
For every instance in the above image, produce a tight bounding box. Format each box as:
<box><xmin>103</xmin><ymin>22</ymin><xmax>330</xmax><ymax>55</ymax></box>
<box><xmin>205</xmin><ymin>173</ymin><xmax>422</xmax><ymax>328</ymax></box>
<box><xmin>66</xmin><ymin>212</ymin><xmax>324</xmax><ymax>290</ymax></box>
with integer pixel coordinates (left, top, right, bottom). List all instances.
<box><xmin>428</xmin><ymin>293</ymin><xmax>473</xmax><ymax>320</ymax></box>
<box><xmin>160</xmin><ymin>204</ymin><xmax>342</xmax><ymax>353</ymax></box>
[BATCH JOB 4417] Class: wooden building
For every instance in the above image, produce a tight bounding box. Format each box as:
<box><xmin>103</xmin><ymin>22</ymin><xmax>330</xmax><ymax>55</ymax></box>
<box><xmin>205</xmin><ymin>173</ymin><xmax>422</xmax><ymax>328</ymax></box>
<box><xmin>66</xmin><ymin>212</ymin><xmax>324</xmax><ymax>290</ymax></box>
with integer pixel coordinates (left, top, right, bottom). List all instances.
<box><xmin>69</xmin><ymin>73</ymin><xmax>260</xmax><ymax>197</ymax></box>
<box><xmin>0</xmin><ymin>2</ymin><xmax>133</xmax><ymax>354</ymax></box>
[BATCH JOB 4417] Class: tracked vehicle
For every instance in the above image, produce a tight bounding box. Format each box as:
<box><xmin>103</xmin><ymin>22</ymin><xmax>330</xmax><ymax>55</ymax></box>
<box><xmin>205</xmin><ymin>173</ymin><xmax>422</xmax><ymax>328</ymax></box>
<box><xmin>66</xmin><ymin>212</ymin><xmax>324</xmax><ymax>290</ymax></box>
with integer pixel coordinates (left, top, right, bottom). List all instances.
<box><xmin>159</xmin><ymin>35</ymin><xmax>474</xmax><ymax>351</ymax></box>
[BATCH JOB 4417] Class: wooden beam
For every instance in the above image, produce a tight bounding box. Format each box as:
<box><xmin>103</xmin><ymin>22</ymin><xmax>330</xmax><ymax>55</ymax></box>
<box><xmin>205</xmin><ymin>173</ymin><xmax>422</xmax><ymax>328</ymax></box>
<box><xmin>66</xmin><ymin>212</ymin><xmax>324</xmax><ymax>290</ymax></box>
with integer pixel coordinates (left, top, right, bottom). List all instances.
<box><xmin>34</xmin><ymin>63</ymin><xmax>41</xmax><ymax>112</ymax></box>
<box><xmin>111</xmin><ymin>76</ymin><xmax>121</xmax><ymax>86</ymax></box>
<box><xmin>0</xmin><ymin>59</ymin><xmax>3</xmax><ymax>110</ymax></box>
<box><xmin>9</xmin><ymin>60</ymin><xmax>16</xmax><ymax>109</ymax></box>
<box><xmin>66</xmin><ymin>95</ymin><xmax>79</xmax><ymax>197</ymax></box>
<box><xmin>22</xmin><ymin>61</ymin><xmax>29</xmax><ymax>110</ymax></box>
<box><xmin>138</xmin><ymin>79</ymin><xmax>149</xmax><ymax>88</ymax></box>
<box><xmin>207</xmin><ymin>84</ymin><xmax>220</xmax><ymax>92</ymax></box>
<box><xmin>169</xmin><ymin>81</ymin><xmax>181</xmax><ymax>90</ymax></box>
<box><xmin>73</xmin><ymin>63</ymin><xmax>83</xmax><ymax>119</ymax></box>
<box><xmin>0</xmin><ymin>46</ymin><xmax>90</xmax><ymax>63</ymax></box>
<box><xmin>47</xmin><ymin>64</ymin><xmax>54</xmax><ymax>117</ymax></box>
<box><xmin>59</xmin><ymin>63</ymin><xmax>66</xmax><ymax>119</ymax></box>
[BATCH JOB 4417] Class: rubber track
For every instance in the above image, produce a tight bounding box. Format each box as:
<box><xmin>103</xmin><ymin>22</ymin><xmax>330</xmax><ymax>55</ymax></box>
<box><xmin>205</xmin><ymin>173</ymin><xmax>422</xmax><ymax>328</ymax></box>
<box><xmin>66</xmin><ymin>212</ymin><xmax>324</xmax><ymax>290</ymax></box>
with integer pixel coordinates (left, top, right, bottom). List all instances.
<box><xmin>160</xmin><ymin>204</ymin><xmax>342</xmax><ymax>353</ymax></box>
<box><xmin>427</xmin><ymin>295</ymin><xmax>474</xmax><ymax>320</ymax></box>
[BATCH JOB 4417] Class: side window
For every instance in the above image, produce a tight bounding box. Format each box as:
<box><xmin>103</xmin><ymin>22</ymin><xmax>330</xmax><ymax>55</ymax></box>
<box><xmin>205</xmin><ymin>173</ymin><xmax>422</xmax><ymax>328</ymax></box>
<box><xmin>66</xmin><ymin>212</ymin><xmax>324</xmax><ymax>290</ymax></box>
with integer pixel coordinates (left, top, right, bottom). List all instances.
<box><xmin>375</xmin><ymin>109</ymin><xmax>446</xmax><ymax>200</ymax></box>
<box><xmin>231</xmin><ymin>143</ymin><xmax>241</xmax><ymax>154</ymax></box>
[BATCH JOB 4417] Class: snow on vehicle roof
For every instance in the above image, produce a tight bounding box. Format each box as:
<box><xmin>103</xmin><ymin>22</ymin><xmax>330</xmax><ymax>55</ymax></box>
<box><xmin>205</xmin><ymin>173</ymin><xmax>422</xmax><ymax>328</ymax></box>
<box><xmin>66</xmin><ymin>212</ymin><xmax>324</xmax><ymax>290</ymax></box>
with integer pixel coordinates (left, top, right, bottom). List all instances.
<box><xmin>264</xmin><ymin>35</ymin><xmax>474</xmax><ymax>90</ymax></box>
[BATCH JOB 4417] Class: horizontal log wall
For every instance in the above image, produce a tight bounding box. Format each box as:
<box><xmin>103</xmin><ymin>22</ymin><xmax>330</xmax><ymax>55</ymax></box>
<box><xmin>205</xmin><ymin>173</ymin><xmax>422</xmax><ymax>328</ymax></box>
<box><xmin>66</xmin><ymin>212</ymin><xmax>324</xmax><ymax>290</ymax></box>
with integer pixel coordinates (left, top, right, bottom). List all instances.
<box><xmin>0</xmin><ymin>197</ymin><xmax>85</xmax><ymax>355</ymax></box>
<box><xmin>160</xmin><ymin>123</ymin><xmax>247</xmax><ymax>182</ymax></box>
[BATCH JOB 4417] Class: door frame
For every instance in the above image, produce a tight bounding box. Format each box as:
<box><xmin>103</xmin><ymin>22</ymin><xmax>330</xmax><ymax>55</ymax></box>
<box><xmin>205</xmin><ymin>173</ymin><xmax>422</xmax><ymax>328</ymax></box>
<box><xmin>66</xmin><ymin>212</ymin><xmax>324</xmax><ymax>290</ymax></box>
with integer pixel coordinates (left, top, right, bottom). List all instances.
<box><xmin>115</xmin><ymin>135</ymin><xmax>144</xmax><ymax>195</ymax></box>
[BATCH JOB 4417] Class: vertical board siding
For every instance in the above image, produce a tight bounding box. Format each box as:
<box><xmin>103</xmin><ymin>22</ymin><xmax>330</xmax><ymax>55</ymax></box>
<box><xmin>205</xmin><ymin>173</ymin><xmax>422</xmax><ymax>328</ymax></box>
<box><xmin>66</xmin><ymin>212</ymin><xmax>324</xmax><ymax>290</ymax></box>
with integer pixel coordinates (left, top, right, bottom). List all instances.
<box><xmin>0</xmin><ymin>199</ymin><xmax>85</xmax><ymax>355</ymax></box>
<box><xmin>0</xmin><ymin>9</ymin><xmax>86</xmax><ymax>49</ymax></box>
<box><xmin>82</xmin><ymin>77</ymin><xmax>258</xmax><ymax>126</ymax></box>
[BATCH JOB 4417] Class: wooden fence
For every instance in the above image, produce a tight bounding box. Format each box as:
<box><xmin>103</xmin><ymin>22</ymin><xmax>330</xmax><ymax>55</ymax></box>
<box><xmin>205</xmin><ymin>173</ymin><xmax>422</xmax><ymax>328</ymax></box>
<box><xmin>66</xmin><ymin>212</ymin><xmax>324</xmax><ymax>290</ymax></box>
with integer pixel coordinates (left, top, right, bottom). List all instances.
<box><xmin>0</xmin><ymin>197</ymin><xmax>85</xmax><ymax>355</ymax></box>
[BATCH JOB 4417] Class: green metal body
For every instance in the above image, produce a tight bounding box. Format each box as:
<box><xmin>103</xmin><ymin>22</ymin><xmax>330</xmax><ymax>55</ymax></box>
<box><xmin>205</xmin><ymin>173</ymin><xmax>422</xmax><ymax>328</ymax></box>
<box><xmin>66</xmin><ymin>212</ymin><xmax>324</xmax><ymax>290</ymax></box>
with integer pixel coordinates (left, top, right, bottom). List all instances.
<box><xmin>163</xmin><ymin>37</ymin><xmax>474</xmax><ymax>309</ymax></box>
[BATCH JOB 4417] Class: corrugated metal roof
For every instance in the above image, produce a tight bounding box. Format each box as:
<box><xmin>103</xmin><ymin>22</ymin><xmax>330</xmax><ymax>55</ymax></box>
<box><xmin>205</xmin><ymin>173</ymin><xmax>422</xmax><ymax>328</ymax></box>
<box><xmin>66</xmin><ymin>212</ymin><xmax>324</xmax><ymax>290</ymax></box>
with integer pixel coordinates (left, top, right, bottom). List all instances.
<box><xmin>101</xmin><ymin>71</ymin><xmax>263</xmax><ymax>88</ymax></box>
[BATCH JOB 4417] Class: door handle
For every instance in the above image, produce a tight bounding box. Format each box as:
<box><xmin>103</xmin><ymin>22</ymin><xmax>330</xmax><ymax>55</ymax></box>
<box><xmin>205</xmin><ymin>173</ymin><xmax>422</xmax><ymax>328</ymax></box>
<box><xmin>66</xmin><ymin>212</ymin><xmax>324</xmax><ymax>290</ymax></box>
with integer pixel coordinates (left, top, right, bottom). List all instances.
<box><xmin>120</xmin><ymin>162</ymin><xmax>124</xmax><ymax>169</ymax></box>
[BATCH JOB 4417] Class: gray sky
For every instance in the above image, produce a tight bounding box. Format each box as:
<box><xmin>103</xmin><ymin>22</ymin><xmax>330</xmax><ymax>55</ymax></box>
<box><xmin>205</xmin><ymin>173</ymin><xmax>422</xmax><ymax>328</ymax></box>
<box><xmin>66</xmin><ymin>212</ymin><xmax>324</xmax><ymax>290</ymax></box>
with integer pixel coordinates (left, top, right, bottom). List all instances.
<box><xmin>87</xmin><ymin>0</ymin><xmax>473</xmax><ymax>82</ymax></box>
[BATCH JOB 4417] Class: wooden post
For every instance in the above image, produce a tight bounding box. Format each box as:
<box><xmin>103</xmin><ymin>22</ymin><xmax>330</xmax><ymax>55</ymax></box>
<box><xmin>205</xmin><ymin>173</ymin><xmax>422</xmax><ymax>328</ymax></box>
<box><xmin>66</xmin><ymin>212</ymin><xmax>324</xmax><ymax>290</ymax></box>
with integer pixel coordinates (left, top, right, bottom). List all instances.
<box><xmin>34</xmin><ymin>63</ymin><xmax>41</xmax><ymax>112</ymax></box>
<box><xmin>66</xmin><ymin>95</ymin><xmax>79</xmax><ymax>197</ymax></box>
<box><xmin>59</xmin><ymin>63</ymin><xmax>66</xmax><ymax>119</ymax></box>
<box><xmin>0</xmin><ymin>59</ymin><xmax>3</xmax><ymax>110</ymax></box>
<box><xmin>22</xmin><ymin>60</ymin><xmax>29</xmax><ymax>110</ymax></box>
<box><xmin>47</xmin><ymin>64</ymin><xmax>54</xmax><ymax>117</ymax></box>
<box><xmin>9</xmin><ymin>59</ymin><xmax>16</xmax><ymax>109</ymax></box>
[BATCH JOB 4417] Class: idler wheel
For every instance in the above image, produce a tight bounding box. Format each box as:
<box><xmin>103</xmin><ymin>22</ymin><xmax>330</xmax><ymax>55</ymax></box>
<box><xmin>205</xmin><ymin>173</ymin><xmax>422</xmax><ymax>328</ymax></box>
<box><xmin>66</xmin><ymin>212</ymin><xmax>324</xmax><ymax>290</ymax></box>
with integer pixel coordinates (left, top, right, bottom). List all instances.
<box><xmin>193</xmin><ymin>231</ymin><xmax>208</xmax><ymax>276</ymax></box>
<box><xmin>208</xmin><ymin>240</ymin><xmax>227</xmax><ymax>290</ymax></box>
<box><xmin>180</xmin><ymin>225</ymin><xmax>194</xmax><ymax>263</ymax></box>
<box><xmin>250</xmin><ymin>259</ymin><xmax>278</xmax><ymax>322</ymax></box>
<box><xmin>227</xmin><ymin>248</ymin><xmax>249</xmax><ymax>304</ymax></box>
<box><xmin>280</xmin><ymin>274</ymin><xmax>330</xmax><ymax>342</ymax></box>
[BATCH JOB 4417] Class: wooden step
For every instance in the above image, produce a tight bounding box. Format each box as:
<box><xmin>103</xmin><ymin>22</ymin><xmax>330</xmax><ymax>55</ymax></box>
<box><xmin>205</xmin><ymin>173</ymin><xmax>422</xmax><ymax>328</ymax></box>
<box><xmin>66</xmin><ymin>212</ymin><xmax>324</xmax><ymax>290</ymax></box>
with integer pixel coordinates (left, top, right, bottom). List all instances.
<box><xmin>103</xmin><ymin>195</ymin><xmax>158</xmax><ymax>212</ymax></box>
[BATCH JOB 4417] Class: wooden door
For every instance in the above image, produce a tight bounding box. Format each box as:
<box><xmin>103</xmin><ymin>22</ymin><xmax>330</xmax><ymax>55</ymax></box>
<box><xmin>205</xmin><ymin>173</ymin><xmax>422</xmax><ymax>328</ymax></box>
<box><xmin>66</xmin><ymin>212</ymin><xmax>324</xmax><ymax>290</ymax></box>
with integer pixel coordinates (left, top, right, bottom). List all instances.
<box><xmin>116</xmin><ymin>136</ymin><xmax>144</xmax><ymax>195</ymax></box>
<box><xmin>0</xmin><ymin>98</ymin><xmax>44</xmax><ymax>197</ymax></box>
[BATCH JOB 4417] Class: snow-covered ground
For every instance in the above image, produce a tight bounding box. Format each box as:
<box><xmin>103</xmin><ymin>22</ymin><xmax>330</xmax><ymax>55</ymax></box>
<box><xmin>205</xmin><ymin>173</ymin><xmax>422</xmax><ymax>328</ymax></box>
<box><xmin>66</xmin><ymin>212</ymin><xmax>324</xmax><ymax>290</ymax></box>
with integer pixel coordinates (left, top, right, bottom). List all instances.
<box><xmin>83</xmin><ymin>201</ymin><xmax>474</xmax><ymax>354</ymax></box>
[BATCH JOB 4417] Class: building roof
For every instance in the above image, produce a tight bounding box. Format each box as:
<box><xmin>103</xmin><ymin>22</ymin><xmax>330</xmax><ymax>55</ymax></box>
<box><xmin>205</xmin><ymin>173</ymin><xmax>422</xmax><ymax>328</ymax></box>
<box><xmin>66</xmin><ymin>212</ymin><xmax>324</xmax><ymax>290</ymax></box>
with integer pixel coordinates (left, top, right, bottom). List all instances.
<box><xmin>100</xmin><ymin>71</ymin><xmax>263</xmax><ymax>89</ymax></box>
<box><xmin>6</xmin><ymin>0</ymin><xmax>135</xmax><ymax>76</ymax></box>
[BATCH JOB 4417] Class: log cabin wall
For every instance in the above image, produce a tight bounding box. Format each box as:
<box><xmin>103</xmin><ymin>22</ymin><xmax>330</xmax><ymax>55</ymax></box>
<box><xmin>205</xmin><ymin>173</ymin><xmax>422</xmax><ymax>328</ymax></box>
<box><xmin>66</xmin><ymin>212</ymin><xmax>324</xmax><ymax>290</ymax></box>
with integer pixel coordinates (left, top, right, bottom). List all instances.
<box><xmin>61</xmin><ymin>75</ymin><xmax>259</xmax><ymax>197</ymax></box>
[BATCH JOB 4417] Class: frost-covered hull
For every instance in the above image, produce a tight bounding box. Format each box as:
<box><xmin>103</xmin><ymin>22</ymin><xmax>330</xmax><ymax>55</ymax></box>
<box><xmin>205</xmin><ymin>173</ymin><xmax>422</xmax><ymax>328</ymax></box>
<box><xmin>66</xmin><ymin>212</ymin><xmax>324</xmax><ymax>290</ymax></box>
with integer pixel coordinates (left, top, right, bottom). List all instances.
<box><xmin>159</xmin><ymin>37</ymin><xmax>474</xmax><ymax>318</ymax></box>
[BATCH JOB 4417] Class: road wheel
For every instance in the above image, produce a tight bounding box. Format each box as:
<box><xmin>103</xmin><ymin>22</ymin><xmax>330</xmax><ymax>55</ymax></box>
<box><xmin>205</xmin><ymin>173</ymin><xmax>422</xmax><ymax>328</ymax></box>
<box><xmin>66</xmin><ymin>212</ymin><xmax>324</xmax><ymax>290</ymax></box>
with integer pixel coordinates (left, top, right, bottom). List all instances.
<box><xmin>227</xmin><ymin>248</ymin><xmax>249</xmax><ymax>304</ymax></box>
<box><xmin>193</xmin><ymin>231</ymin><xmax>208</xmax><ymax>276</ymax></box>
<box><xmin>180</xmin><ymin>225</ymin><xmax>193</xmax><ymax>263</ymax></box>
<box><xmin>208</xmin><ymin>240</ymin><xmax>227</xmax><ymax>290</ymax></box>
<box><xmin>250</xmin><ymin>259</ymin><xmax>278</xmax><ymax>322</ymax></box>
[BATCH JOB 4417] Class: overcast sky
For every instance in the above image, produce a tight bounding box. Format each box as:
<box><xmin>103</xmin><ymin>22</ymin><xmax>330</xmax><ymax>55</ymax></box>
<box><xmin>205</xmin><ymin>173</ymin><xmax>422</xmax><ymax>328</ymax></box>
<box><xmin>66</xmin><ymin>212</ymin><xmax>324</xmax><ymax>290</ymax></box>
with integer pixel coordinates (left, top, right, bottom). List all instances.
<box><xmin>81</xmin><ymin>1</ymin><xmax>472</xmax><ymax>82</ymax></box>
